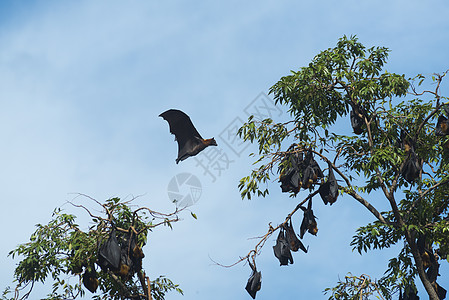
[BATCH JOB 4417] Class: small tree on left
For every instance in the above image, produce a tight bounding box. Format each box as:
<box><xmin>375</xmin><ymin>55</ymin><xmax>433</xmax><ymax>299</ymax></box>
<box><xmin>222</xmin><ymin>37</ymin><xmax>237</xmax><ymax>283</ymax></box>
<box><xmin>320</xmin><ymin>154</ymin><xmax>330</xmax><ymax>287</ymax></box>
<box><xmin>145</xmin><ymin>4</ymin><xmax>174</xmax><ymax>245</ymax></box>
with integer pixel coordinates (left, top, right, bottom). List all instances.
<box><xmin>3</xmin><ymin>195</ymin><xmax>184</xmax><ymax>300</ymax></box>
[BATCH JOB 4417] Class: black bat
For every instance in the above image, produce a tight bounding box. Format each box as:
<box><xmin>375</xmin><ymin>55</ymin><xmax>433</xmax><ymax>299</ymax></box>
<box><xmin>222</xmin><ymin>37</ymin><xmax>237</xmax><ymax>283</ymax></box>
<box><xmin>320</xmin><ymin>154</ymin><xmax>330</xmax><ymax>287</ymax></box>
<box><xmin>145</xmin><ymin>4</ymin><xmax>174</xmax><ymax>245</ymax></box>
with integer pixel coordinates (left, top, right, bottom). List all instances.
<box><xmin>284</xmin><ymin>219</ymin><xmax>308</xmax><ymax>253</ymax></box>
<box><xmin>279</xmin><ymin>151</ymin><xmax>303</xmax><ymax>193</ymax></box>
<box><xmin>350</xmin><ymin>109</ymin><xmax>363</xmax><ymax>134</ymax></box>
<box><xmin>301</xmin><ymin>151</ymin><xmax>323</xmax><ymax>189</ymax></box>
<box><xmin>83</xmin><ymin>268</ymin><xmax>99</xmax><ymax>293</ymax></box>
<box><xmin>160</xmin><ymin>109</ymin><xmax>217</xmax><ymax>163</ymax></box>
<box><xmin>401</xmin><ymin>149</ymin><xmax>421</xmax><ymax>183</ymax></box>
<box><xmin>436</xmin><ymin>105</ymin><xmax>449</xmax><ymax>136</ymax></box>
<box><xmin>97</xmin><ymin>227</ymin><xmax>121</xmax><ymax>271</ymax></box>
<box><xmin>436</xmin><ymin>283</ymin><xmax>447</xmax><ymax>300</ymax></box>
<box><xmin>319</xmin><ymin>161</ymin><xmax>338</xmax><ymax>205</ymax></box>
<box><xmin>399</xmin><ymin>284</ymin><xmax>419</xmax><ymax>300</ymax></box>
<box><xmin>245</xmin><ymin>262</ymin><xmax>262</xmax><ymax>299</ymax></box>
<box><xmin>272</xmin><ymin>227</ymin><xmax>293</xmax><ymax>266</ymax></box>
<box><xmin>400</xmin><ymin>130</ymin><xmax>413</xmax><ymax>153</ymax></box>
<box><xmin>299</xmin><ymin>199</ymin><xmax>318</xmax><ymax>238</ymax></box>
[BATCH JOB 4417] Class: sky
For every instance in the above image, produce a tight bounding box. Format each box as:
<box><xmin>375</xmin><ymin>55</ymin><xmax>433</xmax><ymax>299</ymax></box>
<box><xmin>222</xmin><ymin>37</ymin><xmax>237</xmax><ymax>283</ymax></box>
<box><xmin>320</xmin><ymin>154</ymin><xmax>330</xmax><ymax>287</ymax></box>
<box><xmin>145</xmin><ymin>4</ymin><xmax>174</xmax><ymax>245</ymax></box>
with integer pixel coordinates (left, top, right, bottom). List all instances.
<box><xmin>0</xmin><ymin>1</ymin><xmax>448</xmax><ymax>299</ymax></box>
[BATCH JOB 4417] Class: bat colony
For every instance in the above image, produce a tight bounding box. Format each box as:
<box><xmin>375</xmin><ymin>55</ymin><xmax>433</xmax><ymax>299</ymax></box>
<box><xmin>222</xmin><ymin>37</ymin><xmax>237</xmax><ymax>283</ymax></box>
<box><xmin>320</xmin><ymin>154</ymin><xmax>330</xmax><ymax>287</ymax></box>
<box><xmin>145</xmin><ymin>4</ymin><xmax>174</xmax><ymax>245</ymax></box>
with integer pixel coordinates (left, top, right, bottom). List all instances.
<box><xmin>84</xmin><ymin>107</ymin><xmax>447</xmax><ymax>298</ymax></box>
<box><xmin>245</xmin><ymin>104</ymin><xmax>448</xmax><ymax>299</ymax></box>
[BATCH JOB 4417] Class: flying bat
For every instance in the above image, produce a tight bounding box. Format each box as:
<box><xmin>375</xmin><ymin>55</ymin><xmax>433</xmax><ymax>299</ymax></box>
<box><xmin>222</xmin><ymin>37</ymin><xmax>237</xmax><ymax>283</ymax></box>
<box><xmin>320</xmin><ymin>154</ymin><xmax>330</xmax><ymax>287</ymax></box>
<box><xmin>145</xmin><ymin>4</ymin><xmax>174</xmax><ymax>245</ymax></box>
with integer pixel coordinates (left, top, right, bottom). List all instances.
<box><xmin>159</xmin><ymin>109</ymin><xmax>217</xmax><ymax>163</ymax></box>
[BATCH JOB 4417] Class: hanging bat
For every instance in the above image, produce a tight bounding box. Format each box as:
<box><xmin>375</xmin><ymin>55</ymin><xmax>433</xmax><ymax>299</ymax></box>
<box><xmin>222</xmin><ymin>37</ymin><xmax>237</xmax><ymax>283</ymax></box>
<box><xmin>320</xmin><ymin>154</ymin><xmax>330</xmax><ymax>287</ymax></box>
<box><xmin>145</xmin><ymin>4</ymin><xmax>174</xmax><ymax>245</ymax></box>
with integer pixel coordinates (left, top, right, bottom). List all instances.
<box><xmin>436</xmin><ymin>105</ymin><xmax>449</xmax><ymax>136</ymax></box>
<box><xmin>301</xmin><ymin>151</ymin><xmax>323</xmax><ymax>189</ymax></box>
<box><xmin>160</xmin><ymin>109</ymin><xmax>217</xmax><ymax>163</ymax></box>
<box><xmin>350</xmin><ymin>109</ymin><xmax>363</xmax><ymax>134</ymax></box>
<box><xmin>299</xmin><ymin>199</ymin><xmax>318</xmax><ymax>238</ymax></box>
<box><xmin>272</xmin><ymin>228</ymin><xmax>293</xmax><ymax>266</ymax></box>
<box><xmin>435</xmin><ymin>283</ymin><xmax>447</xmax><ymax>300</ymax></box>
<box><xmin>97</xmin><ymin>227</ymin><xmax>121</xmax><ymax>271</ymax></box>
<box><xmin>279</xmin><ymin>151</ymin><xmax>303</xmax><ymax>193</ymax></box>
<box><xmin>401</xmin><ymin>149</ymin><xmax>421</xmax><ymax>183</ymax></box>
<box><xmin>284</xmin><ymin>219</ymin><xmax>308</xmax><ymax>253</ymax></box>
<box><xmin>399</xmin><ymin>284</ymin><xmax>419</xmax><ymax>300</ymax></box>
<box><xmin>400</xmin><ymin>130</ymin><xmax>413</xmax><ymax>153</ymax></box>
<box><xmin>83</xmin><ymin>269</ymin><xmax>99</xmax><ymax>293</ymax></box>
<box><xmin>245</xmin><ymin>261</ymin><xmax>262</xmax><ymax>299</ymax></box>
<box><xmin>319</xmin><ymin>161</ymin><xmax>338</xmax><ymax>205</ymax></box>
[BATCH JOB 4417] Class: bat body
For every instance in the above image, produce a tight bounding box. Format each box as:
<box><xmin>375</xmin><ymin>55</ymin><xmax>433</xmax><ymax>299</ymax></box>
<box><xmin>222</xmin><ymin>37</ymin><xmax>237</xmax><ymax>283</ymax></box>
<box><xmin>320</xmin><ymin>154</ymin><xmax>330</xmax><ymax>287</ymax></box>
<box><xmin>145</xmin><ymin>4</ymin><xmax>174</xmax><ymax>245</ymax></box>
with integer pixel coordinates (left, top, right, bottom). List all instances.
<box><xmin>98</xmin><ymin>227</ymin><xmax>121</xmax><ymax>270</ymax></box>
<box><xmin>245</xmin><ymin>264</ymin><xmax>262</xmax><ymax>299</ymax></box>
<box><xmin>160</xmin><ymin>109</ymin><xmax>217</xmax><ymax>163</ymax></box>
<box><xmin>279</xmin><ymin>151</ymin><xmax>303</xmax><ymax>193</ymax></box>
<box><xmin>279</xmin><ymin>147</ymin><xmax>322</xmax><ymax>192</ymax></box>
<box><xmin>319</xmin><ymin>161</ymin><xmax>338</xmax><ymax>205</ymax></box>
<box><xmin>436</xmin><ymin>105</ymin><xmax>449</xmax><ymax>136</ymax></box>
<box><xmin>272</xmin><ymin>228</ymin><xmax>293</xmax><ymax>266</ymax></box>
<box><xmin>284</xmin><ymin>220</ymin><xmax>307</xmax><ymax>253</ymax></box>
<box><xmin>399</xmin><ymin>284</ymin><xmax>420</xmax><ymax>300</ymax></box>
<box><xmin>350</xmin><ymin>109</ymin><xmax>363</xmax><ymax>134</ymax></box>
<box><xmin>300</xmin><ymin>199</ymin><xmax>318</xmax><ymax>238</ymax></box>
<box><xmin>401</xmin><ymin>150</ymin><xmax>421</xmax><ymax>183</ymax></box>
<box><xmin>83</xmin><ymin>269</ymin><xmax>99</xmax><ymax>293</ymax></box>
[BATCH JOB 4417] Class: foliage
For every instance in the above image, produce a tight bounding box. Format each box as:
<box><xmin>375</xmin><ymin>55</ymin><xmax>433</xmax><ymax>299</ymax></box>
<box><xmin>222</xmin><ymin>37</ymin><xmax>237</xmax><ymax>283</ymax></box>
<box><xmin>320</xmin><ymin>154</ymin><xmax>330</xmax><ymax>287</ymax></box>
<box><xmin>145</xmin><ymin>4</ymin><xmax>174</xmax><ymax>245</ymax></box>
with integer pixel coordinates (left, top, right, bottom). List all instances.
<box><xmin>4</xmin><ymin>196</ymin><xmax>184</xmax><ymax>300</ymax></box>
<box><xmin>237</xmin><ymin>35</ymin><xmax>449</xmax><ymax>299</ymax></box>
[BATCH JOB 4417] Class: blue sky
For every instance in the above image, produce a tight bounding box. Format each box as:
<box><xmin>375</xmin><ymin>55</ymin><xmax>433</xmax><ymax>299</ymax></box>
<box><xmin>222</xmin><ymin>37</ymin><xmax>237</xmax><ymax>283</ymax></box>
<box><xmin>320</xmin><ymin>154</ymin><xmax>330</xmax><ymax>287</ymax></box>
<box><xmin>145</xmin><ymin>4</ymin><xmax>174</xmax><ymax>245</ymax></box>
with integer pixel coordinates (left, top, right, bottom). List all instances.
<box><xmin>0</xmin><ymin>1</ymin><xmax>448</xmax><ymax>299</ymax></box>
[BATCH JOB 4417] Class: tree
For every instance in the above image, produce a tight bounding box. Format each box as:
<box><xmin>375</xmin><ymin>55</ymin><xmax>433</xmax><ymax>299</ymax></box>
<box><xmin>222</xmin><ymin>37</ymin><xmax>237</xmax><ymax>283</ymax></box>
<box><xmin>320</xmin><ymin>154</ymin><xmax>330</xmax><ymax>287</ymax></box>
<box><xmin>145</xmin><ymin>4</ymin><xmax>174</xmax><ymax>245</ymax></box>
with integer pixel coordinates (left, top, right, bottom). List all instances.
<box><xmin>237</xmin><ymin>36</ymin><xmax>448</xmax><ymax>300</ymax></box>
<box><xmin>3</xmin><ymin>195</ymin><xmax>184</xmax><ymax>300</ymax></box>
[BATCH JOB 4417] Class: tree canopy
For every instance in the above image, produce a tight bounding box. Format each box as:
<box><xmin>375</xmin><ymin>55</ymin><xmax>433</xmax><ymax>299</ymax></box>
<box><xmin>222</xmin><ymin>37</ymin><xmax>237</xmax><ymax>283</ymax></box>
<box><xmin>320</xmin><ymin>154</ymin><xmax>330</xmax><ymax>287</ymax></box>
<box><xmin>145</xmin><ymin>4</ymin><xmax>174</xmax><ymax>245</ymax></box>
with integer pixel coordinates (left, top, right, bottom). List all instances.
<box><xmin>3</xmin><ymin>196</ymin><xmax>184</xmax><ymax>300</ymax></box>
<box><xmin>237</xmin><ymin>35</ymin><xmax>448</xmax><ymax>300</ymax></box>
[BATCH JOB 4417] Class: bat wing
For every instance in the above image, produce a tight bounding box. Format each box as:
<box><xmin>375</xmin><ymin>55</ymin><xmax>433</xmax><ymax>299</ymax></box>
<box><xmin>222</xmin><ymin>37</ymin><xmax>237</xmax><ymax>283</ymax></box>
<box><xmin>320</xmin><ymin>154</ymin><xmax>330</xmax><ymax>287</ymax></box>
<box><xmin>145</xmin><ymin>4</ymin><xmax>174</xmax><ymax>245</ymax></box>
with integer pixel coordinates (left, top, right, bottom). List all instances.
<box><xmin>319</xmin><ymin>162</ymin><xmax>338</xmax><ymax>205</ymax></box>
<box><xmin>245</xmin><ymin>270</ymin><xmax>262</xmax><ymax>299</ymax></box>
<box><xmin>272</xmin><ymin>229</ymin><xmax>293</xmax><ymax>266</ymax></box>
<box><xmin>160</xmin><ymin>109</ymin><xmax>204</xmax><ymax>161</ymax></box>
<box><xmin>98</xmin><ymin>228</ymin><xmax>121</xmax><ymax>270</ymax></box>
<box><xmin>350</xmin><ymin>109</ymin><xmax>363</xmax><ymax>134</ymax></box>
<box><xmin>285</xmin><ymin>220</ymin><xmax>307</xmax><ymax>253</ymax></box>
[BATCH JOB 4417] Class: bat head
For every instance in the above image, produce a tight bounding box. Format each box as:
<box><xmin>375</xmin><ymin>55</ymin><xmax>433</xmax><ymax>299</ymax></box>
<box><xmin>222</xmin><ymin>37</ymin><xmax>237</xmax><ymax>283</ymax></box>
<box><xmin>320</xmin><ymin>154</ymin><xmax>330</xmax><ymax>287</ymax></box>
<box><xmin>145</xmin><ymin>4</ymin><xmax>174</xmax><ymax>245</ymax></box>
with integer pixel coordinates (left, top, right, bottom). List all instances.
<box><xmin>205</xmin><ymin>137</ymin><xmax>218</xmax><ymax>146</ymax></box>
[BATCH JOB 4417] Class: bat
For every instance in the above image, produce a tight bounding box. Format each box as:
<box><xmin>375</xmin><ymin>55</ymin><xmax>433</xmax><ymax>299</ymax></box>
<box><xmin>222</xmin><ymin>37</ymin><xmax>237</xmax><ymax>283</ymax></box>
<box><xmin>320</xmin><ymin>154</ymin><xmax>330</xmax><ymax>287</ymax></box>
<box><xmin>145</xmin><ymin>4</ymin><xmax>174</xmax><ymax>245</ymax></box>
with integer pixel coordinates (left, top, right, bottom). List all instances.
<box><xmin>272</xmin><ymin>227</ymin><xmax>293</xmax><ymax>266</ymax></box>
<box><xmin>299</xmin><ymin>199</ymin><xmax>318</xmax><ymax>238</ymax></box>
<box><xmin>436</xmin><ymin>115</ymin><xmax>449</xmax><ymax>136</ymax></box>
<box><xmin>399</xmin><ymin>284</ymin><xmax>419</xmax><ymax>300</ymax></box>
<box><xmin>400</xmin><ymin>130</ymin><xmax>413</xmax><ymax>153</ymax></box>
<box><xmin>245</xmin><ymin>262</ymin><xmax>262</xmax><ymax>299</ymax></box>
<box><xmin>98</xmin><ymin>227</ymin><xmax>121</xmax><ymax>270</ymax></box>
<box><xmin>160</xmin><ymin>109</ymin><xmax>217</xmax><ymax>163</ymax></box>
<box><xmin>301</xmin><ymin>151</ymin><xmax>323</xmax><ymax>189</ymax></box>
<box><xmin>319</xmin><ymin>161</ymin><xmax>338</xmax><ymax>205</ymax></box>
<box><xmin>279</xmin><ymin>151</ymin><xmax>303</xmax><ymax>193</ymax></box>
<box><xmin>350</xmin><ymin>106</ymin><xmax>363</xmax><ymax>135</ymax></box>
<box><xmin>417</xmin><ymin>234</ymin><xmax>432</xmax><ymax>270</ymax></box>
<box><xmin>401</xmin><ymin>149</ymin><xmax>421</xmax><ymax>183</ymax></box>
<box><xmin>284</xmin><ymin>219</ymin><xmax>308</xmax><ymax>253</ymax></box>
<box><xmin>435</xmin><ymin>283</ymin><xmax>447</xmax><ymax>300</ymax></box>
<box><xmin>83</xmin><ymin>269</ymin><xmax>99</xmax><ymax>293</ymax></box>
<box><xmin>436</xmin><ymin>105</ymin><xmax>449</xmax><ymax>136</ymax></box>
